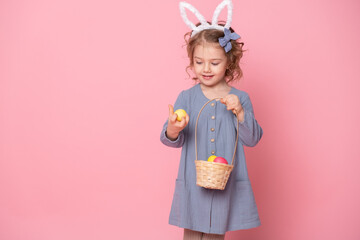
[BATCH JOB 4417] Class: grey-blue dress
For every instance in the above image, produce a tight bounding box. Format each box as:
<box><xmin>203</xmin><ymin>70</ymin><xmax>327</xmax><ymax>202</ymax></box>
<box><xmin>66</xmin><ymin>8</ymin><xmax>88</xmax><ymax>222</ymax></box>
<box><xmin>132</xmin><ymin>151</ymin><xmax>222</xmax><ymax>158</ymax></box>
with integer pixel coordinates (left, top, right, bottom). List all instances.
<box><xmin>160</xmin><ymin>83</ymin><xmax>263</xmax><ymax>234</ymax></box>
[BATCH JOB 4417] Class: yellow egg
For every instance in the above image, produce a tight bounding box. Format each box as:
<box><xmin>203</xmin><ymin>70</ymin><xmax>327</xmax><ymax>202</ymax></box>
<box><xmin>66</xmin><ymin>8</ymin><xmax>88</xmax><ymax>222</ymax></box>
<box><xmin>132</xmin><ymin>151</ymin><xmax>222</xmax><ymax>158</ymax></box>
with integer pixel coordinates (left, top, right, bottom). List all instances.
<box><xmin>174</xmin><ymin>109</ymin><xmax>187</xmax><ymax>121</ymax></box>
<box><xmin>207</xmin><ymin>155</ymin><xmax>217</xmax><ymax>162</ymax></box>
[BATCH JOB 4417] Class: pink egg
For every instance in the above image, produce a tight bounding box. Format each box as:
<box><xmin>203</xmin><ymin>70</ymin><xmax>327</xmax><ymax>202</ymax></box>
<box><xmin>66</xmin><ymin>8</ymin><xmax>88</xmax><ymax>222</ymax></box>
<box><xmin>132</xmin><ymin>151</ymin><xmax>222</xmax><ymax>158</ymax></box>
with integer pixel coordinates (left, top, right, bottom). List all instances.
<box><xmin>213</xmin><ymin>157</ymin><xmax>228</xmax><ymax>164</ymax></box>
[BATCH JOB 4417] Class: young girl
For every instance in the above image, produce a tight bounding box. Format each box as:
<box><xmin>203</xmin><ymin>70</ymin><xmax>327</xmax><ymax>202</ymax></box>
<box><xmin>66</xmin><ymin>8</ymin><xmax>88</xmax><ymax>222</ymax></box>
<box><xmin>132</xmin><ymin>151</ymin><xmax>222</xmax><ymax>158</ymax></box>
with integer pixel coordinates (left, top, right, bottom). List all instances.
<box><xmin>160</xmin><ymin>1</ymin><xmax>263</xmax><ymax>239</ymax></box>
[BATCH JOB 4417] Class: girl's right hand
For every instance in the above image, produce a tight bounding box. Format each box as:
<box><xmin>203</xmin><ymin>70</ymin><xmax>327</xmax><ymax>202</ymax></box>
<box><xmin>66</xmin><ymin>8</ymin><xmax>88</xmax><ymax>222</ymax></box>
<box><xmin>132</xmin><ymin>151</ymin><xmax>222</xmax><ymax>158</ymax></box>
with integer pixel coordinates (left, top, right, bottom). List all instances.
<box><xmin>166</xmin><ymin>104</ymin><xmax>189</xmax><ymax>140</ymax></box>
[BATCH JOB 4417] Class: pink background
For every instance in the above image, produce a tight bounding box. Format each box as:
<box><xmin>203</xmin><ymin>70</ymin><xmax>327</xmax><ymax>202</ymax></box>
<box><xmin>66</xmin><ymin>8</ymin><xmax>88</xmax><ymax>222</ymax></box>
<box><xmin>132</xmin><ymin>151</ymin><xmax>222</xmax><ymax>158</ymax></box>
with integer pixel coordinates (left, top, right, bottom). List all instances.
<box><xmin>1</xmin><ymin>0</ymin><xmax>359</xmax><ymax>239</ymax></box>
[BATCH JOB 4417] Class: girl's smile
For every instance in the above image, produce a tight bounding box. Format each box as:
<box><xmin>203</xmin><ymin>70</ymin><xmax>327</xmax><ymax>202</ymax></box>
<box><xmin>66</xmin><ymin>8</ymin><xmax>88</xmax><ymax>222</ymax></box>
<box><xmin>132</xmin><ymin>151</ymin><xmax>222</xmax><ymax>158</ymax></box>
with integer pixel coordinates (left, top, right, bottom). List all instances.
<box><xmin>202</xmin><ymin>75</ymin><xmax>214</xmax><ymax>80</ymax></box>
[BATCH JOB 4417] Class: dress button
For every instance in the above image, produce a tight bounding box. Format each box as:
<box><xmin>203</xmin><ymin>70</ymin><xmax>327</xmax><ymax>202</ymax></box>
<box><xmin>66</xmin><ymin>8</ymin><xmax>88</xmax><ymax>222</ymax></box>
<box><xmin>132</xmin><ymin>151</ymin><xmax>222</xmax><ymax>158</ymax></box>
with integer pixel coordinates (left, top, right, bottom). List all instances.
<box><xmin>211</xmin><ymin>103</ymin><xmax>215</xmax><ymax>107</ymax></box>
<box><xmin>211</xmin><ymin>138</ymin><xmax>215</xmax><ymax>142</ymax></box>
<box><xmin>211</xmin><ymin>150</ymin><xmax>215</xmax><ymax>155</ymax></box>
<box><xmin>211</xmin><ymin>128</ymin><xmax>215</xmax><ymax>131</ymax></box>
<box><xmin>211</xmin><ymin>116</ymin><xmax>215</xmax><ymax>120</ymax></box>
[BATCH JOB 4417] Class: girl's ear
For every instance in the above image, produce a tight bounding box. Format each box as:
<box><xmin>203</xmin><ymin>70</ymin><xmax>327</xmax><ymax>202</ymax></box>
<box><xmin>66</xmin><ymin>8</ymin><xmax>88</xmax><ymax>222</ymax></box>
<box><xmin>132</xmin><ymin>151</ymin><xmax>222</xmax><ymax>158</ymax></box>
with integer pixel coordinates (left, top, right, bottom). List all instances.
<box><xmin>226</xmin><ymin>60</ymin><xmax>231</xmax><ymax>69</ymax></box>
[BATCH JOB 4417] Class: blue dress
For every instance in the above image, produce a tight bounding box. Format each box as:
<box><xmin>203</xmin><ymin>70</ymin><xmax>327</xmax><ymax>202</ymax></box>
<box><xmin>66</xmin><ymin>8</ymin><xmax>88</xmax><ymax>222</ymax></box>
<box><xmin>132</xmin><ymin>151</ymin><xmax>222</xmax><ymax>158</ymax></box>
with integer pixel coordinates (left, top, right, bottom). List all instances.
<box><xmin>160</xmin><ymin>83</ymin><xmax>263</xmax><ymax>234</ymax></box>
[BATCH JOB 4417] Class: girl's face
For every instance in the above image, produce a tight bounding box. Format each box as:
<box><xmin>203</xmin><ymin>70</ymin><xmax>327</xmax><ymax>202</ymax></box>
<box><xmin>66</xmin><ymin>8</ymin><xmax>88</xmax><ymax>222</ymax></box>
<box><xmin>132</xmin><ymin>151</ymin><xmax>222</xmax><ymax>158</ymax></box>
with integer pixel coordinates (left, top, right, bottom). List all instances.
<box><xmin>192</xmin><ymin>42</ymin><xmax>228</xmax><ymax>88</ymax></box>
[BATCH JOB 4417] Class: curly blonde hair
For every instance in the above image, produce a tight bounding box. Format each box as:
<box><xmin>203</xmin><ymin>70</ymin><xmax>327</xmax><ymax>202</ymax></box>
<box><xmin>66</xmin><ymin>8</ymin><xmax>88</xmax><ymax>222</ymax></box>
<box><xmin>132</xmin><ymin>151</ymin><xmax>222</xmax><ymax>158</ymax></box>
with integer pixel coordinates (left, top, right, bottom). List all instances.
<box><xmin>184</xmin><ymin>23</ymin><xmax>245</xmax><ymax>83</ymax></box>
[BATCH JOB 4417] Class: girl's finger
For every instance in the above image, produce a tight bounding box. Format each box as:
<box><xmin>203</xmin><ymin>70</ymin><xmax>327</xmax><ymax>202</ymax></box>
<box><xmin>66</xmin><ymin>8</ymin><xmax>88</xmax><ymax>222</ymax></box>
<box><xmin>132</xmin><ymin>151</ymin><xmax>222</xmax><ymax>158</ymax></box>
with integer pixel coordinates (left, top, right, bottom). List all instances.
<box><xmin>185</xmin><ymin>114</ymin><xmax>190</xmax><ymax>125</ymax></box>
<box><xmin>173</xmin><ymin>113</ymin><xmax>178</xmax><ymax>122</ymax></box>
<box><xmin>223</xmin><ymin>94</ymin><xmax>230</xmax><ymax>101</ymax></box>
<box><xmin>179</xmin><ymin>116</ymin><xmax>186</xmax><ymax>127</ymax></box>
<box><xmin>168</xmin><ymin>104</ymin><xmax>174</xmax><ymax>116</ymax></box>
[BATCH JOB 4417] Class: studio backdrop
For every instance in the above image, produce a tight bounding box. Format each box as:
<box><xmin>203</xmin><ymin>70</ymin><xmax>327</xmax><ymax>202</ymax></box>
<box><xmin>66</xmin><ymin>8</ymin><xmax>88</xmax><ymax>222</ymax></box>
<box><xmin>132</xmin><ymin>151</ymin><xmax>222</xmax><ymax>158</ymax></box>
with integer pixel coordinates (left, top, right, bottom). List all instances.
<box><xmin>1</xmin><ymin>0</ymin><xmax>359</xmax><ymax>239</ymax></box>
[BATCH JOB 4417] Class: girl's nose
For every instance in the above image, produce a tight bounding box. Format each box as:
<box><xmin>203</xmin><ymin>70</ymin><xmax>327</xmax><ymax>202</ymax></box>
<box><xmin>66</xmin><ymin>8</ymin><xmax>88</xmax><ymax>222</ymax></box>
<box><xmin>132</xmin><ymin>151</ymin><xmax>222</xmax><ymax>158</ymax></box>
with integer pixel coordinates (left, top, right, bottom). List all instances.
<box><xmin>204</xmin><ymin>63</ymin><xmax>211</xmax><ymax>73</ymax></box>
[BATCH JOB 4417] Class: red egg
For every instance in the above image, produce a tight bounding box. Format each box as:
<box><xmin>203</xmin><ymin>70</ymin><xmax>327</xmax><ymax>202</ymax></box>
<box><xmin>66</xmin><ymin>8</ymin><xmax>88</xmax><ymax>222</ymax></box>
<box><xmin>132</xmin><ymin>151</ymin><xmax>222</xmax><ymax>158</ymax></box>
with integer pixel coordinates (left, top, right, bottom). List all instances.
<box><xmin>213</xmin><ymin>157</ymin><xmax>228</xmax><ymax>164</ymax></box>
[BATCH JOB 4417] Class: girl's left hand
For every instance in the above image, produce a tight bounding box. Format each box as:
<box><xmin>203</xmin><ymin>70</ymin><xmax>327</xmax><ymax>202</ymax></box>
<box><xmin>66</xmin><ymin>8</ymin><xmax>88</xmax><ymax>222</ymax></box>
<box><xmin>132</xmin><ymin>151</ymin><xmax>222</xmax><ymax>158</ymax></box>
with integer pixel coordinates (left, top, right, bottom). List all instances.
<box><xmin>220</xmin><ymin>94</ymin><xmax>244</xmax><ymax>122</ymax></box>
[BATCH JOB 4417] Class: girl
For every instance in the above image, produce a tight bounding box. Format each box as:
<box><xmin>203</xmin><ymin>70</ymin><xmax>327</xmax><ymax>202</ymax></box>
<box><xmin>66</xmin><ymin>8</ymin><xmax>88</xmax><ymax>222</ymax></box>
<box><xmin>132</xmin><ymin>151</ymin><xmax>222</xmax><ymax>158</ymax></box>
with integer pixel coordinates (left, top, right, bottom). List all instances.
<box><xmin>160</xmin><ymin>1</ymin><xmax>263</xmax><ymax>239</ymax></box>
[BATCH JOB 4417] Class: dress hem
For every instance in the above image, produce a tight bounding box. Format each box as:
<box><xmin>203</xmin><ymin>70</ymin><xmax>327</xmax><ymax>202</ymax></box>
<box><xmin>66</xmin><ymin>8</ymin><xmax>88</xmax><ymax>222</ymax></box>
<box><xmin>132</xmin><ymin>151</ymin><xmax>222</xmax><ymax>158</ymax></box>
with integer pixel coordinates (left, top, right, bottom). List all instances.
<box><xmin>169</xmin><ymin>217</ymin><xmax>261</xmax><ymax>235</ymax></box>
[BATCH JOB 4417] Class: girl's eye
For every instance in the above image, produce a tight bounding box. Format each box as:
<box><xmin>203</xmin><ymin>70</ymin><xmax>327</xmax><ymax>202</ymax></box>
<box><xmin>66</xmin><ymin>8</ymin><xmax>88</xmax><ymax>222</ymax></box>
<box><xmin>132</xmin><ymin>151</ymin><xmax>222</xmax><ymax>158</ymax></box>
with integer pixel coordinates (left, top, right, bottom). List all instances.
<box><xmin>212</xmin><ymin>63</ymin><xmax>219</xmax><ymax>66</ymax></box>
<box><xmin>196</xmin><ymin>62</ymin><xmax>202</xmax><ymax>64</ymax></box>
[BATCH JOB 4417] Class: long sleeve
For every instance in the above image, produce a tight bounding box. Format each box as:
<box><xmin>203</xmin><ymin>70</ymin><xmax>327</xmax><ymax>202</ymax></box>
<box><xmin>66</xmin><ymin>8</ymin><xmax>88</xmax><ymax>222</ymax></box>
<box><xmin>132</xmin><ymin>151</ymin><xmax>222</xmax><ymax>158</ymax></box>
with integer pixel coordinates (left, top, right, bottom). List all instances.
<box><xmin>160</xmin><ymin>90</ymin><xmax>186</xmax><ymax>148</ymax></box>
<box><xmin>234</xmin><ymin>93</ymin><xmax>263</xmax><ymax>147</ymax></box>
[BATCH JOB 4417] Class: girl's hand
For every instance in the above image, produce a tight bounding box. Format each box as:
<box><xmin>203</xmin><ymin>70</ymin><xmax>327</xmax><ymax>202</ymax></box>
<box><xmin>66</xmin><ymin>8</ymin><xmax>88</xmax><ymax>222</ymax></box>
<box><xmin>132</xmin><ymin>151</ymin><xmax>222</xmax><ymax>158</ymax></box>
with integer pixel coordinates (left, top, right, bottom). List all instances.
<box><xmin>220</xmin><ymin>94</ymin><xmax>245</xmax><ymax>122</ymax></box>
<box><xmin>166</xmin><ymin>104</ymin><xmax>189</xmax><ymax>141</ymax></box>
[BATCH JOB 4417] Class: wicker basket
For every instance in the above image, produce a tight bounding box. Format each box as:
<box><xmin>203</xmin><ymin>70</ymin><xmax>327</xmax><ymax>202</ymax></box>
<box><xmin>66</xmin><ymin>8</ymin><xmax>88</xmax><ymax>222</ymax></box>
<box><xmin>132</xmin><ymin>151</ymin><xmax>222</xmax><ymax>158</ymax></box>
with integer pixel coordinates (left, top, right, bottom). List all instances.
<box><xmin>194</xmin><ymin>98</ymin><xmax>239</xmax><ymax>190</ymax></box>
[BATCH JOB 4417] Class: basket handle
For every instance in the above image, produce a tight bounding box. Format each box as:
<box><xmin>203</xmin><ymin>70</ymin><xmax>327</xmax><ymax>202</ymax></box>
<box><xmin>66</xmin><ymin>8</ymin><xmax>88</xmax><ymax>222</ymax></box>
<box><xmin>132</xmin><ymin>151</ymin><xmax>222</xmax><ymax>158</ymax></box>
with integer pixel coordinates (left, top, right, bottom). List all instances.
<box><xmin>195</xmin><ymin>98</ymin><xmax>240</xmax><ymax>166</ymax></box>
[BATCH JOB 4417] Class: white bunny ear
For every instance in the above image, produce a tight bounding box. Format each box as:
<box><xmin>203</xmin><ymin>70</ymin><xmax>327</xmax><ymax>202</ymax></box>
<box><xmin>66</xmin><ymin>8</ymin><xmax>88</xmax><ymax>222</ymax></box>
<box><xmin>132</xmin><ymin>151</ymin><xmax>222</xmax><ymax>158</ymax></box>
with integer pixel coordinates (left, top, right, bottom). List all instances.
<box><xmin>179</xmin><ymin>0</ymin><xmax>237</xmax><ymax>38</ymax></box>
<box><xmin>179</xmin><ymin>2</ymin><xmax>209</xmax><ymax>36</ymax></box>
<box><xmin>211</xmin><ymin>0</ymin><xmax>233</xmax><ymax>29</ymax></box>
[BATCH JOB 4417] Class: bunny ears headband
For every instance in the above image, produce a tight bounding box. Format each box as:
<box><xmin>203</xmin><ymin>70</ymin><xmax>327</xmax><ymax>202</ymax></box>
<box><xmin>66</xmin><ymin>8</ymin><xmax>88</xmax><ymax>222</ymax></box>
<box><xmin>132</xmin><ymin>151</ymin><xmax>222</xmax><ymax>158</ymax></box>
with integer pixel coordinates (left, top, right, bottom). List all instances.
<box><xmin>179</xmin><ymin>0</ymin><xmax>240</xmax><ymax>52</ymax></box>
